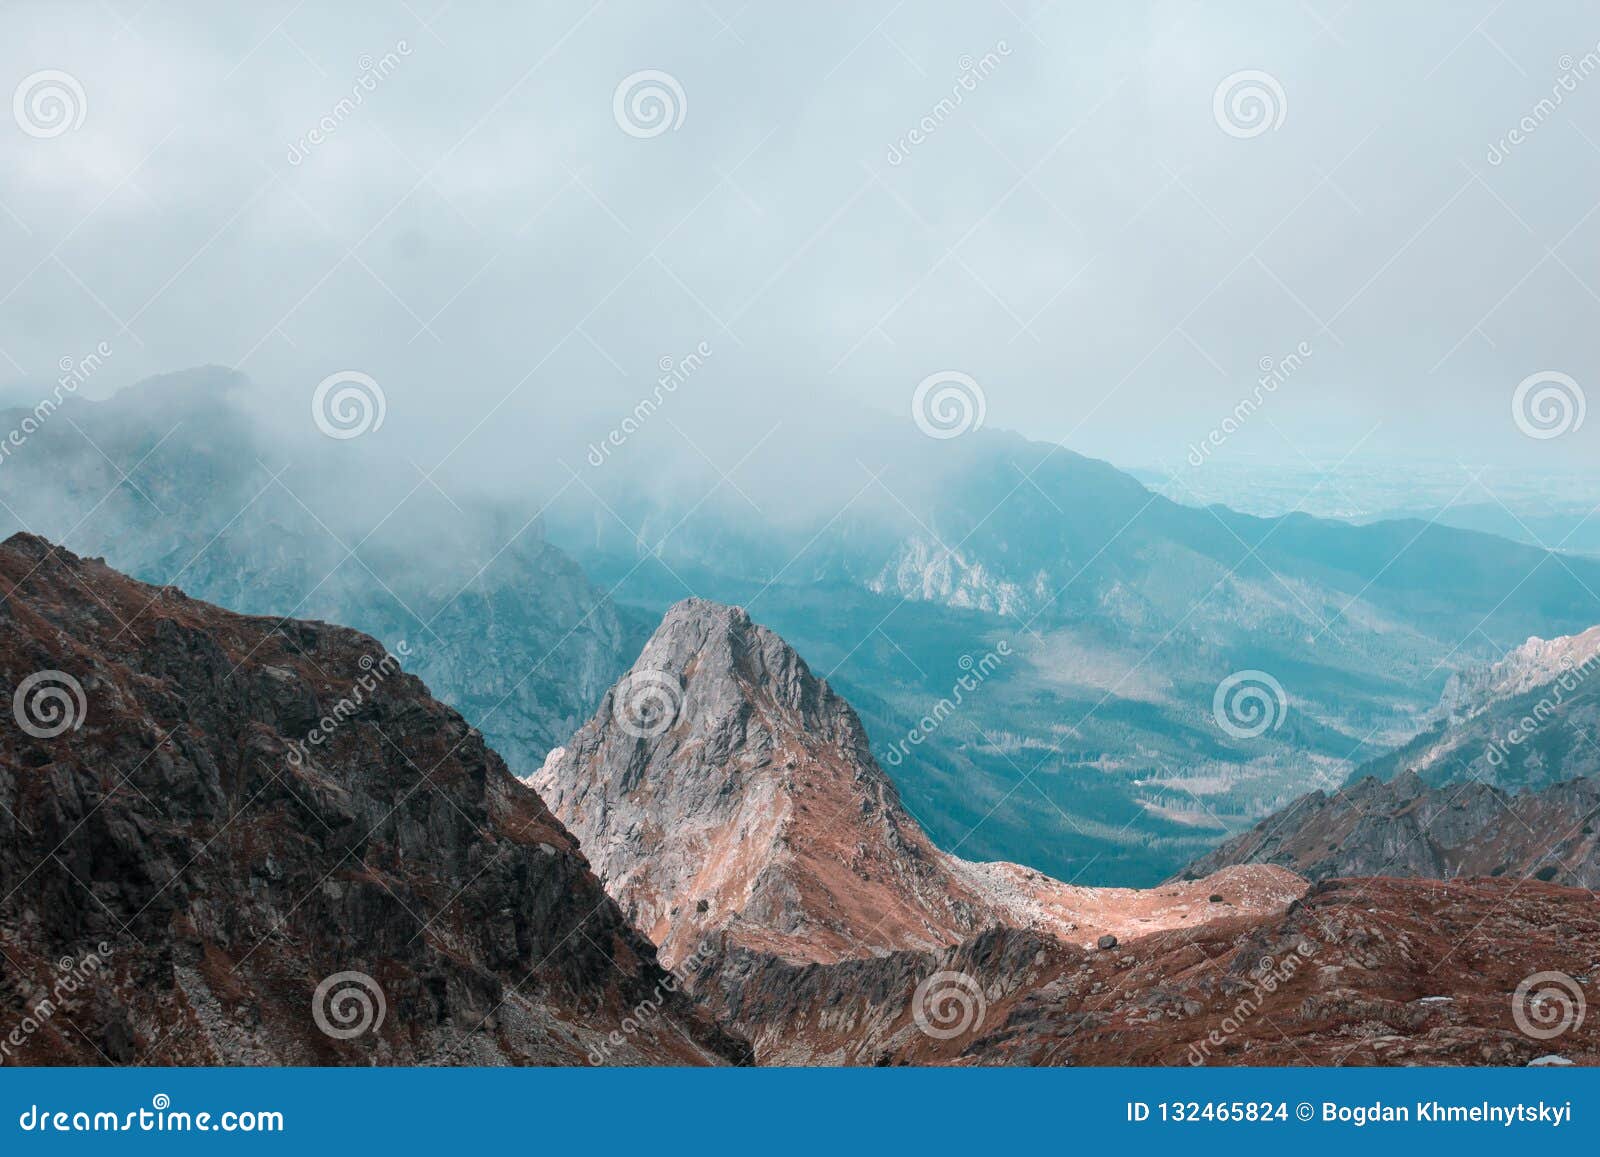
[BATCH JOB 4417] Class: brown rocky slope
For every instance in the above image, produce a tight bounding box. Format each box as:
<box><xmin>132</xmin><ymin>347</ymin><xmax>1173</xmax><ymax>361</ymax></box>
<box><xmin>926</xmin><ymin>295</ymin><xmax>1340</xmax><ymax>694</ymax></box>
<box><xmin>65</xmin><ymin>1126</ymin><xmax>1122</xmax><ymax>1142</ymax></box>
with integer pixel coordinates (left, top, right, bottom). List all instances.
<box><xmin>697</xmin><ymin>876</ymin><xmax>1600</xmax><ymax>1066</ymax></box>
<box><xmin>0</xmin><ymin>534</ymin><xmax>748</xmax><ymax>1066</ymax></box>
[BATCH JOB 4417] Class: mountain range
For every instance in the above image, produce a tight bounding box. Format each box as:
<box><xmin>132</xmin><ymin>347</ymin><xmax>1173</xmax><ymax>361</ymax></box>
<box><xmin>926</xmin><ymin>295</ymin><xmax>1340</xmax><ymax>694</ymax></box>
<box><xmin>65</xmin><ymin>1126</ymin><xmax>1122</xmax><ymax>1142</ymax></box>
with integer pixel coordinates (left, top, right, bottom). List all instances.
<box><xmin>9</xmin><ymin>536</ymin><xmax>1594</xmax><ymax>1065</ymax></box>
<box><xmin>6</xmin><ymin>368</ymin><xmax>1600</xmax><ymax>889</ymax></box>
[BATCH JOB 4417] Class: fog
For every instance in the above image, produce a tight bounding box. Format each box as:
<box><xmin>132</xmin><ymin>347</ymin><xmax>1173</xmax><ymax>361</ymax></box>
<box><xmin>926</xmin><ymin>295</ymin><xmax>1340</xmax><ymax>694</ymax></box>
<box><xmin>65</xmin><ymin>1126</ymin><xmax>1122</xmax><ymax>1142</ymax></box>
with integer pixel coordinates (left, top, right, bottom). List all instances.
<box><xmin>4</xmin><ymin>0</ymin><xmax>1599</xmax><ymax>515</ymax></box>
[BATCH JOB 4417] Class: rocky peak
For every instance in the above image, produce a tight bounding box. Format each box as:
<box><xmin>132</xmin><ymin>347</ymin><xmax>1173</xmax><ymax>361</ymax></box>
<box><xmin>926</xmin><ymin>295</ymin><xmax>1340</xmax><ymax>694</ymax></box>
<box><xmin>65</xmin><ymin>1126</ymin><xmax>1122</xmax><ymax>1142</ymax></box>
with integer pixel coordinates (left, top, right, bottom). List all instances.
<box><xmin>534</xmin><ymin>598</ymin><xmax>1305</xmax><ymax>971</ymax></box>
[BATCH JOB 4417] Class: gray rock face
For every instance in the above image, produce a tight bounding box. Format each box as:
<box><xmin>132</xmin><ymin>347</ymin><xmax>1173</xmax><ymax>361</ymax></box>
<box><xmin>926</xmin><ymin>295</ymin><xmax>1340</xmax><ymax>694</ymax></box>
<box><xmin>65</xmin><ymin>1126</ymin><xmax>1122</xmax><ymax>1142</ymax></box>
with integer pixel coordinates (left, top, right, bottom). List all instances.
<box><xmin>0</xmin><ymin>534</ymin><xmax>748</xmax><ymax>1066</ymax></box>
<box><xmin>1181</xmin><ymin>770</ymin><xmax>1600</xmax><ymax>887</ymax></box>
<box><xmin>532</xmin><ymin>598</ymin><xmax>997</xmax><ymax>968</ymax></box>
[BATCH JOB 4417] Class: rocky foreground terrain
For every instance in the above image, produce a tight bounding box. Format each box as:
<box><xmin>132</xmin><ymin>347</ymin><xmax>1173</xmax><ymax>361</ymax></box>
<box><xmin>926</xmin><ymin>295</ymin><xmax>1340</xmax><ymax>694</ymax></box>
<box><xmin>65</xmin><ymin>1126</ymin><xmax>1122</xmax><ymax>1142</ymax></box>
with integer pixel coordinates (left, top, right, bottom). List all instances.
<box><xmin>698</xmin><ymin>877</ymin><xmax>1599</xmax><ymax>1066</ymax></box>
<box><xmin>0</xmin><ymin>534</ymin><xmax>744</xmax><ymax>1065</ymax></box>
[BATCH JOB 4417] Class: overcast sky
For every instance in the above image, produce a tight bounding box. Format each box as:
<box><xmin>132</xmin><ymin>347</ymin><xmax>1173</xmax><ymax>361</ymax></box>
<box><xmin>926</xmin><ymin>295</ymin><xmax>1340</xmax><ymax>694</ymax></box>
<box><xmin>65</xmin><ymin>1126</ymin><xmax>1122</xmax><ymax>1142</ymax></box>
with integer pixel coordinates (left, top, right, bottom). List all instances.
<box><xmin>3</xmin><ymin>0</ymin><xmax>1599</xmax><ymax>481</ymax></box>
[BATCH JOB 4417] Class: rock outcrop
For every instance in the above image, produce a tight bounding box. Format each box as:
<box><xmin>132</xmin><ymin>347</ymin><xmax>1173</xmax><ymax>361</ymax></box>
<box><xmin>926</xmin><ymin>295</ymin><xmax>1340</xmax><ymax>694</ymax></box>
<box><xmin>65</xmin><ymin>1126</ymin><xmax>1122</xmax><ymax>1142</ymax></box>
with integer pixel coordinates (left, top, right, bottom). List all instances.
<box><xmin>1181</xmin><ymin>771</ymin><xmax>1600</xmax><ymax>886</ymax></box>
<box><xmin>0</xmin><ymin>534</ymin><xmax>748</xmax><ymax>1066</ymax></box>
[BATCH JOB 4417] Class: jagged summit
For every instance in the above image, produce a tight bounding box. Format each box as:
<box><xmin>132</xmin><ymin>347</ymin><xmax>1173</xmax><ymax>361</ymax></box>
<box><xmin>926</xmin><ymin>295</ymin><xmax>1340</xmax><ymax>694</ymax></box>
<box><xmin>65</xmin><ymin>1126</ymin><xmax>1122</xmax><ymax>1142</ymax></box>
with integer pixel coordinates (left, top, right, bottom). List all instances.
<box><xmin>533</xmin><ymin>597</ymin><xmax>1303</xmax><ymax>969</ymax></box>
